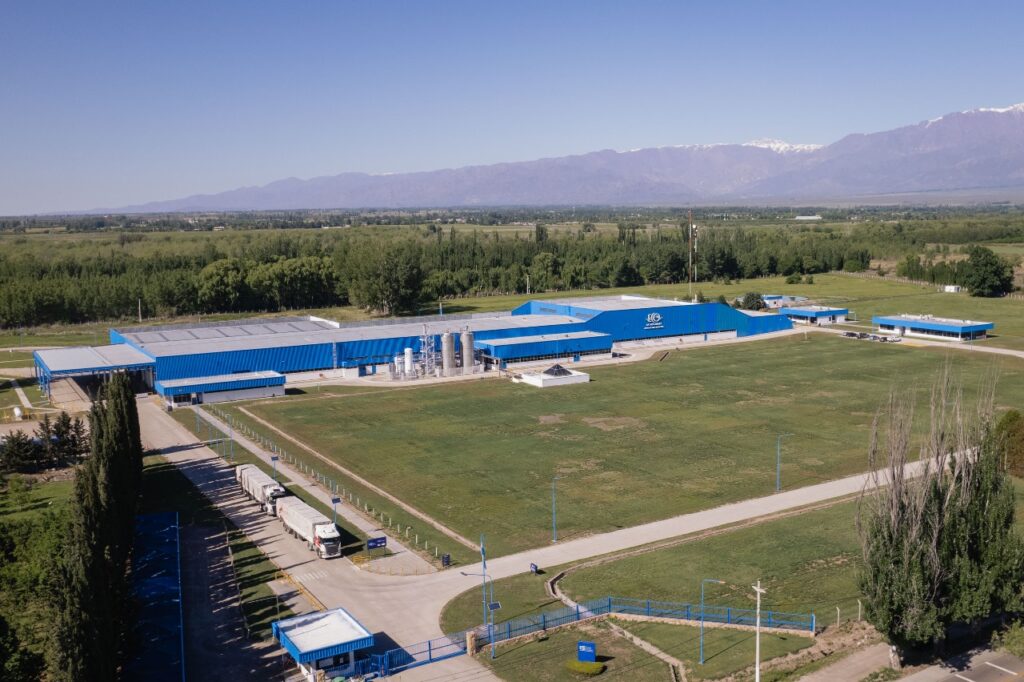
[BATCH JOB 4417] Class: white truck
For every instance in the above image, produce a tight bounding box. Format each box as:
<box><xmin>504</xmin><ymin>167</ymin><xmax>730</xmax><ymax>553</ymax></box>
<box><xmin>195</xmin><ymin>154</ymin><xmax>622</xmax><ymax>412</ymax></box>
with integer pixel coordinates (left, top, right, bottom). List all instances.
<box><xmin>235</xmin><ymin>464</ymin><xmax>287</xmax><ymax>516</ymax></box>
<box><xmin>276</xmin><ymin>496</ymin><xmax>343</xmax><ymax>559</ymax></box>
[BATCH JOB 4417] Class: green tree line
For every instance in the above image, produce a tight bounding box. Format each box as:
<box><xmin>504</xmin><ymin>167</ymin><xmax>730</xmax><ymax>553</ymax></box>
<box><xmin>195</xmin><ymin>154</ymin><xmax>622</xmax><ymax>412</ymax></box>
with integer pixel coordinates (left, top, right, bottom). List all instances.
<box><xmin>0</xmin><ymin>216</ymin><xmax>1019</xmax><ymax>326</ymax></box>
<box><xmin>0</xmin><ymin>373</ymin><xmax>143</xmax><ymax>681</ymax></box>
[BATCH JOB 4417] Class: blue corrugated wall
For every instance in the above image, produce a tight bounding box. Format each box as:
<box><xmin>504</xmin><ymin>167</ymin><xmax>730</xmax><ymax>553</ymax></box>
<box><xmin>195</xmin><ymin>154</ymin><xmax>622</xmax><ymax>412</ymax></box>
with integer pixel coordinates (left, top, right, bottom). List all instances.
<box><xmin>476</xmin><ymin>334</ymin><xmax>612</xmax><ymax>360</ymax></box>
<box><xmin>154</xmin><ymin>343</ymin><xmax>335</xmax><ymax>380</ymax></box>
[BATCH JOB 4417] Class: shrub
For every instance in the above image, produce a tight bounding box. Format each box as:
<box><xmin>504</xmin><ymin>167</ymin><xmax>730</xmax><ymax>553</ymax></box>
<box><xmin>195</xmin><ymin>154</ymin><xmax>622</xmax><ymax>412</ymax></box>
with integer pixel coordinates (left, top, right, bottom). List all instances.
<box><xmin>785</xmin><ymin>273</ymin><xmax>801</xmax><ymax>284</ymax></box>
<box><xmin>564</xmin><ymin>659</ymin><xmax>606</xmax><ymax>676</ymax></box>
<box><xmin>804</xmin><ymin>275</ymin><xmax>815</xmax><ymax>284</ymax></box>
<box><xmin>992</xmin><ymin>620</ymin><xmax>1024</xmax><ymax>658</ymax></box>
<box><xmin>861</xmin><ymin>668</ymin><xmax>901</xmax><ymax>682</ymax></box>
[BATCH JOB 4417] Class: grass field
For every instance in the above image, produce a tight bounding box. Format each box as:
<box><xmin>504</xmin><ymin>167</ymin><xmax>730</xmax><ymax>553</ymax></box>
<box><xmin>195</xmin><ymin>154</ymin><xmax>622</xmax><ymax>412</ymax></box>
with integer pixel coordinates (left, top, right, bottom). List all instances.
<box><xmin>0</xmin><ymin>475</ymin><xmax>74</xmax><ymax>521</ymax></box>
<box><xmin>614</xmin><ymin>620</ymin><xmax>813</xmax><ymax>680</ymax></box>
<box><xmin>242</xmin><ymin>334</ymin><xmax>1024</xmax><ymax>555</ymax></box>
<box><xmin>480</xmin><ymin>620</ymin><xmax>671</xmax><ymax>681</ymax></box>
<box><xmin>442</xmin><ymin>501</ymin><xmax>863</xmax><ymax>635</ymax></box>
<box><xmin>444</xmin><ymin>480</ymin><xmax>1023</xmax><ymax>635</ymax></box>
<box><xmin>0</xmin><ymin>350</ymin><xmax>34</xmax><ymax>367</ymax></box>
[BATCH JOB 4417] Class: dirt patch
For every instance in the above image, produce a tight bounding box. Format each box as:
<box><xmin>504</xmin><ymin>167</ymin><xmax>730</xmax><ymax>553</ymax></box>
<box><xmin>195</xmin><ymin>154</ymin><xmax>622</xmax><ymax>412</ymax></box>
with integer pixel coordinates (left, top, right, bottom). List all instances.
<box><xmin>538</xmin><ymin>414</ymin><xmax>566</xmax><ymax>425</ymax></box>
<box><xmin>806</xmin><ymin>553</ymin><xmax>855</xmax><ymax>570</ymax></box>
<box><xmin>582</xmin><ymin>416</ymin><xmax>644</xmax><ymax>432</ymax></box>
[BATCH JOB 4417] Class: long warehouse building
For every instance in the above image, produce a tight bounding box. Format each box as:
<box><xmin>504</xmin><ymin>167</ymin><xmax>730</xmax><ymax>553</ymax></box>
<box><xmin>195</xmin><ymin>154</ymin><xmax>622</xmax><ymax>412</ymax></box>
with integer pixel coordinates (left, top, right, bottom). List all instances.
<box><xmin>34</xmin><ymin>295</ymin><xmax>792</xmax><ymax>403</ymax></box>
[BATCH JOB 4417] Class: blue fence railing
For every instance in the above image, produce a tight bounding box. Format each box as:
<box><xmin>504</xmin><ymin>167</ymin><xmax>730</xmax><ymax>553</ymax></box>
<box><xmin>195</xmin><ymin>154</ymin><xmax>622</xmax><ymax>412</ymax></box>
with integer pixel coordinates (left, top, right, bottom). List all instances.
<box><xmin>356</xmin><ymin>596</ymin><xmax>814</xmax><ymax>677</ymax></box>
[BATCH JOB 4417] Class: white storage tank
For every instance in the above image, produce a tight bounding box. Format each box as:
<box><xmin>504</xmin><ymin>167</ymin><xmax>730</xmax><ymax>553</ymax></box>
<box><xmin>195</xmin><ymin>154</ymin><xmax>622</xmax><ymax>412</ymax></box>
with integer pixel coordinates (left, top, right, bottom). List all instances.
<box><xmin>460</xmin><ymin>330</ymin><xmax>474</xmax><ymax>375</ymax></box>
<box><xmin>404</xmin><ymin>347</ymin><xmax>414</xmax><ymax>375</ymax></box>
<box><xmin>441</xmin><ymin>331</ymin><xmax>456</xmax><ymax>377</ymax></box>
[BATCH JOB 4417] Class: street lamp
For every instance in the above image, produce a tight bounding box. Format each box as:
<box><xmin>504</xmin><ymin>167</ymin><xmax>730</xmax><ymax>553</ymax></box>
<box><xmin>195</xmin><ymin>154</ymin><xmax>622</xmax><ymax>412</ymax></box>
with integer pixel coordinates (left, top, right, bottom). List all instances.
<box><xmin>461</xmin><ymin>571</ymin><xmax>497</xmax><ymax>659</ymax></box>
<box><xmin>700</xmin><ymin>578</ymin><xmax>725</xmax><ymax>665</ymax></box>
<box><xmin>552</xmin><ymin>475</ymin><xmax>564</xmax><ymax>543</ymax></box>
<box><xmin>752</xmin><ymin>580</ymin><xmax>766</xmax><ymax>682</ymax></box>
<box><xmin>776</xmin><ymin>433</ymin><xmax>792</xmax><ymax>492</ymax></box>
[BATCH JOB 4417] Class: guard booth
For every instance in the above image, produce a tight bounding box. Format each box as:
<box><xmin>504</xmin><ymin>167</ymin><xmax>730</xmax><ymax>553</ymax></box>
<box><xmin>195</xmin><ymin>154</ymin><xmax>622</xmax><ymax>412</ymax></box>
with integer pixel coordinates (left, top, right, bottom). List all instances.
<box><xmin>273</xmin><ymin>607</ymin><xmax>375</xmax><ymax>681</ymax></box>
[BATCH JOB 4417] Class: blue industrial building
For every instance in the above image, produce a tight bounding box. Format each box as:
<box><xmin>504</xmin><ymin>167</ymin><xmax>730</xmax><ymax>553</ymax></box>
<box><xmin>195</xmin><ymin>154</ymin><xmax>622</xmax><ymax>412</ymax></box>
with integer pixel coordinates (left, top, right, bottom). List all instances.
<box><xmin>34</xmin><ymin>295</ymin><xmax>793</xmax><ymax>402</ymax></box>
<box><xmin>779</xmin><ymin>306</ymin><xmax>849</xmax><ymax>326</ymax></box>
<box><xmin>872</xmin><ymin>314</ymin><xmax>994</xmax><ymax>342</ymax></box>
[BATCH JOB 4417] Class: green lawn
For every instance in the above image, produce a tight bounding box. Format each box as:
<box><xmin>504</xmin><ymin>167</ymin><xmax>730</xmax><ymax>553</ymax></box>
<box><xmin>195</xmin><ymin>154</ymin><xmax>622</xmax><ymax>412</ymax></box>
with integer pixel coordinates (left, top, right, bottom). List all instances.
<box><xmin>442</xmin><ymin>501</ymin><xmax>863</xmax><ymax>636</ymax></box>
<box><xmin>481</xmin><ymin>620</ymin><xmax>671</xmax><ymax>682</ymax></box>
<box><xmin>244</xmin><ymin>334</ymin><xmax>1024</xmax><ymax>555</ymax></box>
<box><xmin>0</xmin><ymin>379</ymin><xmax>20</xmax><ymax>409</ymax></box>
<box><xmin>614</xmin><ymin>620</ymin><xmax>813</xmax><ymax>680</ymax></box>
<box><xmin>140</xmin><ymin>454</ymin><xmax>295</xmax><ymax>638</ymax></box>
<box><xmin>0</xmin><ymin>350</ymin><xmax>34</xmax><ymax>368</ymax></box>
<box><xmin>0</xmin><ymin>476</ymin><xmax>74</xmax><ymax>521</ymax></box>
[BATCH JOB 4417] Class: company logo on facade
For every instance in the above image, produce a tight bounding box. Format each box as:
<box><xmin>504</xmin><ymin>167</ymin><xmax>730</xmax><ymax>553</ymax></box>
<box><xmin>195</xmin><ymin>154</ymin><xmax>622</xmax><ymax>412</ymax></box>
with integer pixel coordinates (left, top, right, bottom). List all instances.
<box><xmin>644</xmin><ymin>312</ymin><xmax>664</xmax><ymax>330</ymax></box>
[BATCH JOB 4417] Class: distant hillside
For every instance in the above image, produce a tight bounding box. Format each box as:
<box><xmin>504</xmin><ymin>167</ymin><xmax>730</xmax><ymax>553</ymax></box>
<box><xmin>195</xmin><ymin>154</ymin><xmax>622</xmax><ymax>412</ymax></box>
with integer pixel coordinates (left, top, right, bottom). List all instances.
<box><xmin>107</xmin><ymin>104</ymin><xmax>1024</xmax><ymax>212</ymax></box>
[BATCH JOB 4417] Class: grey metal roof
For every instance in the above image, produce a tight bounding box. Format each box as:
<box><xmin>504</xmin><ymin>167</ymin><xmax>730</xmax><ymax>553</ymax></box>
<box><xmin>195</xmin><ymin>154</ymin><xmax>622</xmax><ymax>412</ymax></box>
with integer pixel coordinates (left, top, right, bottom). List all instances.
<box><xmin>477</xmin><ymin>330</ymin><xmax>610</xmax><ymax>347</ymax></box>
<box><xmin>155</xmin><ymin>370</ymin><xmax>283</xmax><ymax>389</ymax></box>
<box><xmin>36</xmin><ymin>344</ymin><xmax>154</xmax><ymax>373</ymax></box>
<box><xmin>124</xmin><ymin>313</ymin><xmax>583</xmax><ymax>357</ymax></box>
<box><xmin>540</xmin><ymin>295</ymin><xmax>691</xmax><ymax>311</ymax></box>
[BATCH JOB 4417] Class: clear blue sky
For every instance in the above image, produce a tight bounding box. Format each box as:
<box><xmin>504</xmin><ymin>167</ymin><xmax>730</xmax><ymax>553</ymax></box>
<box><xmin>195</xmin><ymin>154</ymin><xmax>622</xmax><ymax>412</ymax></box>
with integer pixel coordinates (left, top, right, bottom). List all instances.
<box><xmin>2</xmin><ymin>1</ymin><xmax>1022</xmax><ymax>214</ymax></box>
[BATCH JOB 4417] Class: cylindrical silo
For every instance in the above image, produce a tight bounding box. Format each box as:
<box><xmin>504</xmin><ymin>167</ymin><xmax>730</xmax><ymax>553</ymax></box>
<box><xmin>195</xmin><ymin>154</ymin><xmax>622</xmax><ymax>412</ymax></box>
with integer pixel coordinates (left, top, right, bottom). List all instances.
<box><xmin>404</xmin><ymin>347</ymin><xmax>414</xmax><ymax>376</ymax></box>
<box><xmin>394</xmin><ymin>355</ymin><xmax>402</xmax><ymax>378</ymax></box>
<box><xmin>441</xmin><ymin>331</ymin><xmax>456</xmax><ymax>377</ymax></box>
<box><xmin>460</xmin><ymin>330</ymin><xmax>474</xmax><ymax>375</ymax></box>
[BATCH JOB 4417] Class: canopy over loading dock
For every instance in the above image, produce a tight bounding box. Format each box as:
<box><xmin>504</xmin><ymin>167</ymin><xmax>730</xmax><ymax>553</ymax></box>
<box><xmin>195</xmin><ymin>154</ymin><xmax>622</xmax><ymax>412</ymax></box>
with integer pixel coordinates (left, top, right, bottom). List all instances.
<box><xmin>34</xmin><ymin>344</ymin><xmax>155</xmax><ymax>396</ymax></box>
<box><xmin>872</xmin><ymin>314</ymin><xmax>994</xmax><ymax>342</ymax></box>
<box><xmin>475</xmin><ymin>330</ymin><xmax>612</xmax><ymax>363</ymax></box>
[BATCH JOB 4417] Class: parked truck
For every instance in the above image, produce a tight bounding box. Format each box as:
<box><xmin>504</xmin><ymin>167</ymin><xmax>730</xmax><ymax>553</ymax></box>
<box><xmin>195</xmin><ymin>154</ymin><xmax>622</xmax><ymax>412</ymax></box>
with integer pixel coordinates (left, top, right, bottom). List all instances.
<box><xmin>276</xmin><ymin>496</ymin><xmax>343</xmax><ymax>559</ymax></box>
<box><xmin>234</xmin><ymin>464</ymin><xmax>287</xmax><ymax>516</ymax></box>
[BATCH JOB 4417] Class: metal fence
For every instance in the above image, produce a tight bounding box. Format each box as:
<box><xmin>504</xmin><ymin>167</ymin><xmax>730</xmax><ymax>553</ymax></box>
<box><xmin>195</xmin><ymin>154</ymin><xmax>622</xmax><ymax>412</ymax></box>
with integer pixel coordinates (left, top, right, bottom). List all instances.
<box><xmin>356</xmin><ymin>595</ymin><xmax>814</xmax><ymax>677</ymax></box>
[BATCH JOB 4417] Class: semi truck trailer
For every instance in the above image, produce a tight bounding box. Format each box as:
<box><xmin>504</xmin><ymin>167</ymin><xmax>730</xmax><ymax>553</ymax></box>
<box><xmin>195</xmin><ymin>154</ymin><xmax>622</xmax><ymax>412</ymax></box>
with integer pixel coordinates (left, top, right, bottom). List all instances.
<box><xmin>234</xmin><ymin>464</ymin><xmax>287</xmax><ymax>516</ymax></box>
<box><xmin>276</xmin><ymin>496</ymin><xmax>343</xmax><ymax>559</ymax></box>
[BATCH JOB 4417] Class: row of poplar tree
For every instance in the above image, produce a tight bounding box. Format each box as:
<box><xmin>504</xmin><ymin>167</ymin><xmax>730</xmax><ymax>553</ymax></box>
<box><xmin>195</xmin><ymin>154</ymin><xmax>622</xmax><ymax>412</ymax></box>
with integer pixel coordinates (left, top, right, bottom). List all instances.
<box><xmin>45</xmin><ymin>373</ymin><xmax>142</xmax><ymax>680</ymax></box>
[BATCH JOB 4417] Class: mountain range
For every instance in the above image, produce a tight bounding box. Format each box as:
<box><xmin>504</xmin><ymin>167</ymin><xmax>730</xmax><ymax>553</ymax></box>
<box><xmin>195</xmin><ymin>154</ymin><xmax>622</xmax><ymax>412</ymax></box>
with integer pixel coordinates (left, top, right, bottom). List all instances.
<box><xmin>109</xmin><ymin>104</ymin><xmax>1024</xmax><ymax>213</ymax></box>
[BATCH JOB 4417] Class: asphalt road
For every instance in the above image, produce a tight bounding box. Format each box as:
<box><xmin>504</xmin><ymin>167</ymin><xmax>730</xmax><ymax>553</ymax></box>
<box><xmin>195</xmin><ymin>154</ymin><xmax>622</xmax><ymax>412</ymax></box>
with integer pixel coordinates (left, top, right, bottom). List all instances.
<box><xmin>905</xmin><ymin>651</ymin><xmax>1024</xmax><ymax>682</ymax></box>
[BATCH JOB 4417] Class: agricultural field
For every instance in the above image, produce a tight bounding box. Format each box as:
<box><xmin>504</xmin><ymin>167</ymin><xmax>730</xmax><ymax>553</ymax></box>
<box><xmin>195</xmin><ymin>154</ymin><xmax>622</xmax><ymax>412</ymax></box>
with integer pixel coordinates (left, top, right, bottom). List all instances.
<box><xmin>239</xmin><ymin>335</ymin><xmax>1024</xmax><ymax>556</ymax></box>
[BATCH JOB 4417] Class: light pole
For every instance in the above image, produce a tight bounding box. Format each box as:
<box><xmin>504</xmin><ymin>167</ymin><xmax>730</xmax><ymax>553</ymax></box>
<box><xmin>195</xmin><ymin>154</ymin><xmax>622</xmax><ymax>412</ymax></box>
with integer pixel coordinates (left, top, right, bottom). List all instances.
<box><xmin>461</xmin><ymin>571</ymin><xmax>497</xmax><ymax>659</ymax></box>
<box><xmin>776</xmin><ymin>433</ymin><xmax>792</xmax><ymax>492</ymax></box>
<box><xmin>700</xmin><ymin>578</ymin><xmax>724</xmax><ymax>665</ymax></box>
<box><xmin>752</xmin><ymin>580</ymin><xmax>766</xmax><ymax>682</ymax></box>
<box><xmin>551</xmin><ymin>475</ymin><xmax>564</xmax><ymax>543</ymax></box>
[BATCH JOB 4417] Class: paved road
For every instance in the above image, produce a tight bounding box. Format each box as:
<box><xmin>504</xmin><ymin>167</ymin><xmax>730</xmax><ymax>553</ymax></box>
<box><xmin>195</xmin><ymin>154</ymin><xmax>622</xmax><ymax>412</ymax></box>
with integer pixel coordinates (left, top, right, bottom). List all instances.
<box><xmin>904</xmin><ymin>650</ymin><xmax>1024</xmax><ymax>682</ymax></box>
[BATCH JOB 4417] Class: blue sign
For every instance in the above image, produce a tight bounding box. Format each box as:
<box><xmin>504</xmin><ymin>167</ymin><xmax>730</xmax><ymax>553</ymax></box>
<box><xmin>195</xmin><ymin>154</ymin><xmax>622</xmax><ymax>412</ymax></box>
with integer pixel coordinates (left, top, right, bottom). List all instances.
<box><xmin>367</xmin><ymin>536</ymin><xmax>387</xmax><ymax>550</ymax></box>
<box><xmin>270</xmin><ymin>456</ymin><xmax>279</xmax><ymax>462</ymax></box>
<box><xmin>530</xmin><ymin>563</ymin><xmax>539</xmax><ymax>574</ymax></box>
<box><xmin>577</xmin><ymin>641</ymin><xmax>596</xmax><ymax>663</ymax></box>
<box><xmin>331</xmin><ymin>497</ymin><xmax>341</xmax><ymax>505</ymax></box>
<box><xmin>489</xmin><ymin>602</ymin><xmax>501</xmax><ymax>612</ymax></box>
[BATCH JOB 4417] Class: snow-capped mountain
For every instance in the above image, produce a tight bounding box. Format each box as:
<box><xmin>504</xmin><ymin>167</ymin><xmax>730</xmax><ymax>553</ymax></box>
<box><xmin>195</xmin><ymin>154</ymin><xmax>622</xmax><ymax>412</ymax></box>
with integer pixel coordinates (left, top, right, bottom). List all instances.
<box><xmin>107</xmin><ymin>103</ymin><xmax>1024</xmax><ymax>212</ymax></box>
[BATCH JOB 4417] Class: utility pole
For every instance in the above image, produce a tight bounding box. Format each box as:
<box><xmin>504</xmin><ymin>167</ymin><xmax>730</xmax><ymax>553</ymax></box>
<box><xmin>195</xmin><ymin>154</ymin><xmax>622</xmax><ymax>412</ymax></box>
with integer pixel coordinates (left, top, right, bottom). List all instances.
<box><xmin>138</xmin><ymin>298</ymin><xmax>142</xmax><ymax>323</ymax></box>
<box><xmin>688</xmin><ymin>209</ymin><xmax>693</xmax><ymax>300</ymax></box>
<box><xmin>753</xmin><ymin>580</ymin><xmax>766</xmax><ymax>682</ymax></box>
<box><xmin>776</xmin><ymin>433</ymin><xmax>792</xmax><ymax>492</ymax></box>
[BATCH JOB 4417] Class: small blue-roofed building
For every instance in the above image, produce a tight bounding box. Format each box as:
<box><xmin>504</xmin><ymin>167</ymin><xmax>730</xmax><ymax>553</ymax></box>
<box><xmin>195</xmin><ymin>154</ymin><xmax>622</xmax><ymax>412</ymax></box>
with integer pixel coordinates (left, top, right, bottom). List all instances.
<box><xmin>154</xmin><ymin>370</ymin><xmax>285</xmax><ymax>408</ymax></box>
<box><xmin>474</xmin><ymin>331</ymin><xmax>612</xmax><ymax>365</ymax></box>
<box><xmin>779</xmin><ymin>306</ymin><xmax>849</xmax><ymax>326</ymax></box>
<box><xmin>273</xmin><ymin>607</ymin><xmax>374</xmax><ymax>681</ymax></box>
<box><xmin>872</xmin><ymin>314</ymin><xmax>994</xmax><ymax>342</ymax></box>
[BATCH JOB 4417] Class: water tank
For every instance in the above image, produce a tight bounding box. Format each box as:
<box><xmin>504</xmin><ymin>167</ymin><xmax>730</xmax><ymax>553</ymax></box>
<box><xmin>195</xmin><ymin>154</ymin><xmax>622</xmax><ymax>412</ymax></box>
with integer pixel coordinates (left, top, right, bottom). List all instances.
<box><xmin>12</xmin><ymin>406</ymin><xmax>23</xmax><ymax>420</ymax></box>
<box><xmin>394</xmin><ymin>355</ymin><xmax>402</xmax><ymax>376</ymax></box>
<box><xmin>460</xmin><ymin>330</ymin><xmax>474</xmax><ymax>375</ymax></box>
<box><xmin>441</xmin><ymin>332</ymin><xmax>456</xmax><ymax>377</ymax></box>
<box><xmin>404</xmin><ymin>347</ymin><xmax>414</xmax><ymax>376</ymax></box>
